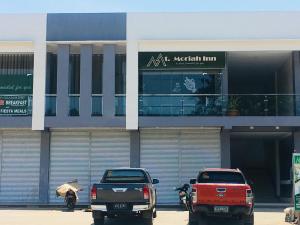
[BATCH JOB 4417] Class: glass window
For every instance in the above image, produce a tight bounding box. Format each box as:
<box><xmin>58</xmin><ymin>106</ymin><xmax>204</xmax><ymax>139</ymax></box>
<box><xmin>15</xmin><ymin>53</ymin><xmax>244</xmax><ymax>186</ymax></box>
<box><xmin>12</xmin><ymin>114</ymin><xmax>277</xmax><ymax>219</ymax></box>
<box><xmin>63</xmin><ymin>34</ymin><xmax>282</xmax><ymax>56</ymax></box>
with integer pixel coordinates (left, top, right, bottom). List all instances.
<box><xmin>46</xmin><ymin>53</ymin><xmax>57</xmax><ymax>94</ymax></box>
<box><xmin>69</xmin><ymin>54</ymin><xmax>80</xmax><ymax>94</ymax></box>
<box><xmin>139</xmin><ymin>71</ymin><xmax>222</xmax><ymax>95</ymax></box>
<box><xmin>0</xmin><ymin>54</ymin><xmax>34</xmax><ymax>95</ymax></box>
<box><xmin>92</xmin><ymin>54</ymin><xmax>103</xmax><ymax>94</ymax></box>
<box><xmin>197</xmin><ymin>171</ymin><xmax>245</xmax><ymax>184</ymax></box>
<box><xmin>0</xmin><ymin>54</ymin><xmax>33</xmax><ymax>76</ymax></box>
<box><xmin>102</xmin><ymin>170</ymin><xmax>148</xmax><ymax>183</ymax></box>
<box><xmin>115</xmin><ymin>55</ymin><xmax>126</xmax><ymax>94</ymax></box>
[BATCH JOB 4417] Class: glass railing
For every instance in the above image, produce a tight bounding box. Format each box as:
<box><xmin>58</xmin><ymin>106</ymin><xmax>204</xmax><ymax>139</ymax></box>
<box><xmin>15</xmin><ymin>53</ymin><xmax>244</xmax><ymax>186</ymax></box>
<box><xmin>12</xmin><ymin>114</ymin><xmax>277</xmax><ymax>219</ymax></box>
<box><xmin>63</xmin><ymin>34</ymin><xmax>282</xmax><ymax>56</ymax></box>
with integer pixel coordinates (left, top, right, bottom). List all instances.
<box><xmin>92</xmin><ymin>95</ymin><xmax>103</xmax><ymax>116</ymax></box>
<box><xmin>139</xmin><ymin>94</ymin><xmax>297</xmax><ymax>116</ymax></box>
<box><xmin>115</xmin><ymin>95</ymin><xmax>126</xmax><ymax>116</ymax></box>
<box><xmin>0</xmin><ymin>95</ymin><xmax>32</xmax><ymax>116</ymax></box>
<box><xmin>45</xmin><ymin>94</ymin><xmax>56</xmax><ymax>116</ymax></box>
<box><xmin>69</xmin><ymin>94</ymin><xmax>80</xmax><ymax>116</ymax></box>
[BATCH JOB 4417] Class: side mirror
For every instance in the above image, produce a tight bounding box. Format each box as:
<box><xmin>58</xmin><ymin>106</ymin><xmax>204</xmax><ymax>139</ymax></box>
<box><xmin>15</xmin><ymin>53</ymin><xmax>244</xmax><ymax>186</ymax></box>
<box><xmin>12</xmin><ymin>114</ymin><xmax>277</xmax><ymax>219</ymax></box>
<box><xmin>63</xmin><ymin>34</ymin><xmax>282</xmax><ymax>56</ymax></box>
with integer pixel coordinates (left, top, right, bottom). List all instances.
<box><xmin>190</xmin><ymin>179</ymin><xmax>196</xmax><ymax>184</ymax></box>
<box><xmin>152</xmin><ymin>179</ymin><xmax>159</xmax><ymax>184</ymax></box>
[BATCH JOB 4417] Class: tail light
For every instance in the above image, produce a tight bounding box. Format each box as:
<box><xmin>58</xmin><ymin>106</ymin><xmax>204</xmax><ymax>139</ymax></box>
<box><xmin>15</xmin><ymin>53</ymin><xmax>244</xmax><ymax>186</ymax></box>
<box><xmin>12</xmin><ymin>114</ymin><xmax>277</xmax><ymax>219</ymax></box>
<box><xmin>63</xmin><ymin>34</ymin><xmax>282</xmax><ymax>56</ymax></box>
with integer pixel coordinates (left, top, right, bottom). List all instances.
<box><xmin>143</xmin><ymin>186</ymin><xmax>150</xmax><ymax>200</ymax></box>
<box><xmin>192</xmin><ymin>188</ymin><xmax>197</xmax><ymax>204</ymax></box>
<box><xmin>91</xmin><ymin>186</ymin><xmax>97</xmax><ymax>200</ymax></box>
<box><xmin>246</xmin><ymin>189</ymin><xmax>253</xmax><ymax>205</ymax></box>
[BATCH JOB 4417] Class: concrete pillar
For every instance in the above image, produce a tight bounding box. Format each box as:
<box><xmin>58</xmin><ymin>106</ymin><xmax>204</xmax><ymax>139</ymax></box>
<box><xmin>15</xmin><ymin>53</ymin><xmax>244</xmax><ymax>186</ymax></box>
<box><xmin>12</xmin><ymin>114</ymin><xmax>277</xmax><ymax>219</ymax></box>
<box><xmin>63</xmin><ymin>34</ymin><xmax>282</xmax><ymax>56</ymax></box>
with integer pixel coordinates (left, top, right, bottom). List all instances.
<box><xmin>102</xmin><ymin>45</ymin><xmax>116</xmax><ymax>117</ymax></box>
<box><xmin>221</xmin><ymin>129</ymin><xmax>231</xmax><ymax>168</ymax></box>
<box><xmin>222</xmin><ymin>52</ymin><xmax>229</xmax><ymax>115</ymax></box>
<box><xmin>130</xmin><ymin>130</ymin><xmax>140</xmax><ymax>168</ymax></box>
<box><xmin>80</xmin><ymin>45</ymin><xmax>93</xmax><ymax>118</ymax></box>
<box><xmin>275</xmin><ymin>140</ymin><xmax>280</xmax><ymax>197</ymax></box>
<box><xmin>56</xmin><ymin>45</ymin><xmax>70</xmax><ymax>117</ymax></box>
<box><xmin>293</xmin><ymin>52</ymin><xmax>300</xmax><ymax>115</ymax></box>
<box><xmin>39</xmin><ymin>130</ymin><xmax>50</xmax><ymax>204</ymax></box>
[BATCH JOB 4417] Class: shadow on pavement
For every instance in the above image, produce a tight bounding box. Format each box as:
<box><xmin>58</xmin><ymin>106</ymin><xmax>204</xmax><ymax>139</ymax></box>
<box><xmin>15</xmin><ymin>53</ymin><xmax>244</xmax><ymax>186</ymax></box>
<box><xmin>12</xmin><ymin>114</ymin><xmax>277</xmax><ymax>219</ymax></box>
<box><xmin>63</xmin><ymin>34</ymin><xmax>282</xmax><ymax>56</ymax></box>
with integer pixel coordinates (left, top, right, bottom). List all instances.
<box><xmin>91</xmin><ymin>217</ymin><xmax>149</xmax><ymax>225</ymax></box>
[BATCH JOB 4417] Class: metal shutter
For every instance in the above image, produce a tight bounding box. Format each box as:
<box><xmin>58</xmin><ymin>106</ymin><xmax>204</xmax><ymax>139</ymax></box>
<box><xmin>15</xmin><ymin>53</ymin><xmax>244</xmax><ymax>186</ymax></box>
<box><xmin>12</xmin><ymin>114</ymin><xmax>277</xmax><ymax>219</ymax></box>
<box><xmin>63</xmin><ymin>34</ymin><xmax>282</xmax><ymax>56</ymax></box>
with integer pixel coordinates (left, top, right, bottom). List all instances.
<box><xmin>90</xmin><ymin>130</ymin><xmax>130</xmax><ymax>185</ymax></box>
<box><xmin>49</xmin><ymin>131</ymin><xmax>90</xmax><ymax>204</ymax></box>
<box><xmin>140</xmin><ymin>129</ymin><xmax>220</xmax><ymax>205</ymax></box>
<box><xmin>0</xmin><ymin>131</ymin><xmax>41</xmax><ymax>203</ymax></box>
<box><xmin>179</xmin><ymin>129</ymin><xmax>221</xmax><ymax>185</ymax></box>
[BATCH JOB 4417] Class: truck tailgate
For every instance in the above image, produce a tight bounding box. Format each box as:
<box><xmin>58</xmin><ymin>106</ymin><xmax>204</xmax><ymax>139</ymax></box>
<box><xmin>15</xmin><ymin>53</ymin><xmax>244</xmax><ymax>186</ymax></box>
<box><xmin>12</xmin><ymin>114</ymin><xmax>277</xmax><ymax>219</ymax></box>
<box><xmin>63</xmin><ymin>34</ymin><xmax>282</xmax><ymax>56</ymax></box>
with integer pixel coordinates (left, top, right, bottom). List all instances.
<box><xmin>95</xmin><ymin>183</ymin><xmax>146</xmax><ymax>203</ymax></box>
<box><xmin>194</xmin><ymin>183</ymin><xmax>248</xmax><ymax>205</ymax></box>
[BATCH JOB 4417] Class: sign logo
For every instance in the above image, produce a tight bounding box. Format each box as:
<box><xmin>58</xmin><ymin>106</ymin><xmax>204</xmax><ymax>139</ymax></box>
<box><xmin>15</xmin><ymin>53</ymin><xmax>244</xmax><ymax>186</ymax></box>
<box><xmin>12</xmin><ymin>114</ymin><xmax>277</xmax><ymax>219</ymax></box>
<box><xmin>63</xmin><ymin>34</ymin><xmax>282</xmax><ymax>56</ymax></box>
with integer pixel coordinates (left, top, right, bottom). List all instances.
<box><xmin>0</xmin><ymin>99</ymin><xmax>4</xmax><ymax>106</ymax></box>
<box><xmin>184</xmin><ymin>77</ymin><xmax>197</xmax><ymax>93</ymax></box>
<box><xmin>147</xmin><ymin>53</ymin><xmax>167</xmax><ymax>68</ymax></box>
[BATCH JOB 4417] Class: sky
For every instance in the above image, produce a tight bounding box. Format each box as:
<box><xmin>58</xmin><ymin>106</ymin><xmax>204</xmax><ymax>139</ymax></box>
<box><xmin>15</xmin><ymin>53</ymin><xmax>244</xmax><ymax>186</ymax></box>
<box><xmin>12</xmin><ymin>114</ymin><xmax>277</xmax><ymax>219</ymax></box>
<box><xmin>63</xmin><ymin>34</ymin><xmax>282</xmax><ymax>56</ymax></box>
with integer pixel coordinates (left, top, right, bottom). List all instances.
<box><xmin>0</xmin><ymin>0</ymin><xmax>300</xmax><ymax>13</ymax></box>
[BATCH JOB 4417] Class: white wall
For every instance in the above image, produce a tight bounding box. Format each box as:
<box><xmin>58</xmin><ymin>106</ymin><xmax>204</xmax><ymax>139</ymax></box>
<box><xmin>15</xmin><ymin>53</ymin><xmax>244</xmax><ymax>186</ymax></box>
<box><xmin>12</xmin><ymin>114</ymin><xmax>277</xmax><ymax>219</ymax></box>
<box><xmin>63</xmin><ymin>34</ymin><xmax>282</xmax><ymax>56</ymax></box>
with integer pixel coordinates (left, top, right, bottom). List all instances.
<box><xmin>0</xmin><ymin>14</ymin><xmax>47</xmax><ymax>130</ymax></box>
<box><xmin>126</xmin><ymin>12</ymin><xmax>300</xmax><ymax>129</ymax></box>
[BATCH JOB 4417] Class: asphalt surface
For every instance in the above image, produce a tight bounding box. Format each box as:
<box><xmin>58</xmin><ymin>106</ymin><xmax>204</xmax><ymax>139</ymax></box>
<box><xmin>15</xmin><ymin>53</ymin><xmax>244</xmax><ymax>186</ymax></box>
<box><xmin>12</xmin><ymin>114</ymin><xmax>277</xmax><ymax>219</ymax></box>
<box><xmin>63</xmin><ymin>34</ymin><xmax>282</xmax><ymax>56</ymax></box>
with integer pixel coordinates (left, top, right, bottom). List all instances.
<box><xmin>0</xmin><ymin>208</ymin><xmax>289</xmax><ymax>225</ymax></box>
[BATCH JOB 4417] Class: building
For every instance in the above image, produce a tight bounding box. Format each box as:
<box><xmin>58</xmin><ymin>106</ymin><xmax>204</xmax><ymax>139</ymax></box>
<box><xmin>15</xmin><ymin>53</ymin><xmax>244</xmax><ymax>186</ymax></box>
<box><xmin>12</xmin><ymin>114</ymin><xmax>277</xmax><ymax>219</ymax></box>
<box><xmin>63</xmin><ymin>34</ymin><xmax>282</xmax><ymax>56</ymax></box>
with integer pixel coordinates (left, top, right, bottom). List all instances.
<box><xmin>0</xmin><ymin>12</ymin><xmax>299</xmax><ymax>205</ymax></box>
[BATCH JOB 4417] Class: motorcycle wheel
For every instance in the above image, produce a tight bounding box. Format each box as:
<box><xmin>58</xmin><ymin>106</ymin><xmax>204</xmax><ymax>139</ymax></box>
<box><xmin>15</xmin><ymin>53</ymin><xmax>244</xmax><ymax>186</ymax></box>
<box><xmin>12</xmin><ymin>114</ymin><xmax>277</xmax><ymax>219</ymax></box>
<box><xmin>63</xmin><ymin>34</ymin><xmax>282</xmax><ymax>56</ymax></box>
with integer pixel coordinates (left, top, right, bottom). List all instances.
<box><xmin>66</xmin><ymin>199</ymin><xmax>75</xmax><ymax>210</ymax></box>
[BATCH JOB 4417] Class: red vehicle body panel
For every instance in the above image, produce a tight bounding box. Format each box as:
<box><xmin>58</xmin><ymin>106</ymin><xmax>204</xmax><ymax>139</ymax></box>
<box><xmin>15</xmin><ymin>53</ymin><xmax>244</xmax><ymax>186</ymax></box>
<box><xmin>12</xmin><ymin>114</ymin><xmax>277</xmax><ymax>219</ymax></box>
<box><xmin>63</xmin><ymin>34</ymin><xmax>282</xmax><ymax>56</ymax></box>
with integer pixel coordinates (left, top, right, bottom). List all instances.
<box><xmin>193</xmin><ymin>183</ymin><xmax>251</xmax><ymax>206</ymax></box>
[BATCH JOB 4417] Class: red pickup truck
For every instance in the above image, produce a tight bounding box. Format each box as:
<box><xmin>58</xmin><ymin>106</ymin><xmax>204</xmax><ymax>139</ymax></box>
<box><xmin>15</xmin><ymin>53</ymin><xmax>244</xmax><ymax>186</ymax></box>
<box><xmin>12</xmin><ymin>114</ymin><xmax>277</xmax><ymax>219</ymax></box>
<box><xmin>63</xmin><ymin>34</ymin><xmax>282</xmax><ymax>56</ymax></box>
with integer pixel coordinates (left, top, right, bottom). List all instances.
<box><xmin>189</xmin><ymin>168</ymin><xmax>254</xmax><ymax>225</ymax></box>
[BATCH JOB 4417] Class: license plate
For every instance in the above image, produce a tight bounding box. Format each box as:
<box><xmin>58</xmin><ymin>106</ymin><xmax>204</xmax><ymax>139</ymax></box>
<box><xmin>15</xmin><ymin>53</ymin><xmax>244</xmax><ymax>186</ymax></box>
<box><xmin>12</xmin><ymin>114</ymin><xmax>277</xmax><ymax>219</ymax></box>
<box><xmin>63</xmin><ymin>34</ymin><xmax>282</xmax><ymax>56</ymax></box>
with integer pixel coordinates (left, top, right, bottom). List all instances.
<box><xmin>113</xmin><ymin>203</ymin><xmax>128</xmax><ymax>210</ymax></box>
<box><xmin>214</xmin><ymin>206</ymin><xmax>229</xmax><ymax>213</ymax></box>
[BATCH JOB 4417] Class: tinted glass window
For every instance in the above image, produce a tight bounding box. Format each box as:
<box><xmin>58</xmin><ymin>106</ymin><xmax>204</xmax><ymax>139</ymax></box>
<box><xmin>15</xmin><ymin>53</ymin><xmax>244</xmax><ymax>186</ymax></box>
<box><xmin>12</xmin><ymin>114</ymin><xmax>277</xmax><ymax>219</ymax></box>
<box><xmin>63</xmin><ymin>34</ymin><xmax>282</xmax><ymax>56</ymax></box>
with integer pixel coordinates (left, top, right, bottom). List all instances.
<box><xmin>69</xmin><ymin>54</ymin><xmax>80</xmax><ymax>94</ymax></box>
<box><xmin>92</xmin><ymin>54</ymin><xmax>103</xmax><ymax>94</ymax></box>
<box><xmin>115</xmin><ymin>55</ymin><xmax>126</xmax><ymax>94</ymax></box>
<box><xmin>139</xmin><ymin>71</ymin><xmax>222</xmax><ymax>94</ymax></box>
<box><xmin>197</xmin><ymin>171</ymin><xmax>245</xmax><ymax>184</ymax></box>
<box><xmin>46</xmin><ymin>53</ymin><xmax>57</xmax><ymax>94</ymax></box>
<box><xmin>102</xmin><ymin>170</ymin><xmax>148</xmax><ymax>183</ymax></box>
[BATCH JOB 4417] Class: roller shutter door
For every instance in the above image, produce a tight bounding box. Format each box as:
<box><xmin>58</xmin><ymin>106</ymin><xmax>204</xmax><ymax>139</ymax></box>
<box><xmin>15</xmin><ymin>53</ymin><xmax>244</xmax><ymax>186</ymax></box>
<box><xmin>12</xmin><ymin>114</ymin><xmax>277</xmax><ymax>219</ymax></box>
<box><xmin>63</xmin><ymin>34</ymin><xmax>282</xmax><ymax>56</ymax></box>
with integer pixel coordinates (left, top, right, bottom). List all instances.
<box><xmin>0</xmin><ymin>131</ymin><xmax>41</xmax><ymax>203</ymax></box>
<box><xmin>90</xmin><ymin>131</ymin><xmax>130</xmax><ymax>185</ymax></box>
<box><xmin>49</xmin><ymin>130</ymin><xmax>130</xmax><ymax>204</ymax></box>
<box><xmin>140</xmin><ymin>129</ymin><xmax>220</xmax><ymax>204</ymax></box>
<box><xmin>49</xmin><ymin>132</ymin><xmax>90</xmax><ymax>204</ymax></box>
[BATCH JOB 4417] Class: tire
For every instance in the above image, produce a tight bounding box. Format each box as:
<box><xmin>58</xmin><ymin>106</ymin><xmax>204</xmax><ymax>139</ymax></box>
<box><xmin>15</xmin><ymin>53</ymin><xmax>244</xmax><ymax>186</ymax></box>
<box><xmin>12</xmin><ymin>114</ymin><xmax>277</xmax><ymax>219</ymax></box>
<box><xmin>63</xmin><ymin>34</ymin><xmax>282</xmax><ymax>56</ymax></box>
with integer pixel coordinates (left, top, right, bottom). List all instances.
<box><xmin>244</xmin><ymin>214</ymin><xmax>254</xmax><ymax>225</ymax></box>
<box><xmin>94</xmin><ymin>218</ymin><xmax>104</xmax><ymax>225</ymax></box>
<box><xmin>66</xmin><ymin>200</ymin><xmax>75</xmax><ymax>210</ymax></box>
<box><xmin>153</xmin><ymin>209</ymin><xmax>157</xmax><ymax>218</ymax></box>
<box><xmin>143</xmin><ymin>210</ymin><xmax>154</xmax><ymax>225</ymax></box>
<box><xmin>144</xmin><ymin>217</ymin><xmax>153</xmax><ymax>225</ymax></box>
<box><xmin>188</xmin><ymin>212</ymin><xmax>197</xmax><ymax>225</ymax></box>
<box><xmin>197</xmin><ymin>215</ymin><xmax>207</xmax><ymax>225</ymax></box>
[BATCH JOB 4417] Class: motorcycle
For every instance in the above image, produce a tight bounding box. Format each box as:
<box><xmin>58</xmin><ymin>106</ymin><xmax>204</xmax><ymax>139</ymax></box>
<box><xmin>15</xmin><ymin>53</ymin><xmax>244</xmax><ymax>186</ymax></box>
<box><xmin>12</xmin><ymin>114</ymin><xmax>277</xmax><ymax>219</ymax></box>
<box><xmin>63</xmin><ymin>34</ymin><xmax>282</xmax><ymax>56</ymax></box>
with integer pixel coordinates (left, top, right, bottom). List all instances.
<box><xmin>56</xmin><ymin>179</ymin><xmax>82</xmax><ymax>210</ymax></box>
<box><xmin>174</xmin><ymin>183</ymin><xmax>192</xmax><ymax>212</ymax></box>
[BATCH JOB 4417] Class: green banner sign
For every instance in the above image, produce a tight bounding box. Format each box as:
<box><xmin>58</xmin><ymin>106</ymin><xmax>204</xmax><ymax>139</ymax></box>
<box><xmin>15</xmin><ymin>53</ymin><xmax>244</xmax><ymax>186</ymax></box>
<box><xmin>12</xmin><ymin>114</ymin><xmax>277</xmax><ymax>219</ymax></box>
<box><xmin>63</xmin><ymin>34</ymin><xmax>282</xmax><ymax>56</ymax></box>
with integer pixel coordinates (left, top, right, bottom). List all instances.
<box><xmin>139</xmin><ymin>52</ymin><xmax>226</xmax><ymax>70</ymax></box>
<box><xmin>0</xmin><ymin>74</ymin><xmax>33</xmax><ymax>94</ymax></box>
<box><xmin>294</xmin><ymin>153</ymin><xmax>300</xmax><ymax>211</ymax></box>
<box><xmin>0</xmin><ymin>96</ymin><xmax>30</xmax><ymax>115</ymax></box>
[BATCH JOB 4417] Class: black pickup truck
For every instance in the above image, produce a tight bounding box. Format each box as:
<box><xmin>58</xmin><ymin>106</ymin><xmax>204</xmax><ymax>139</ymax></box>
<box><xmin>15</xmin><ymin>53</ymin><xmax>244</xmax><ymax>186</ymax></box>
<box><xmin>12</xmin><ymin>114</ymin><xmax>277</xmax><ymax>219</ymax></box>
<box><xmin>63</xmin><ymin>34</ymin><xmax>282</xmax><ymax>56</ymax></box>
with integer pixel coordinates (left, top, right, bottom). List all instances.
<box><xmin>90</xmin><ymin>168</ymin><xmax>159</xmax><ymax>225</ymax></box>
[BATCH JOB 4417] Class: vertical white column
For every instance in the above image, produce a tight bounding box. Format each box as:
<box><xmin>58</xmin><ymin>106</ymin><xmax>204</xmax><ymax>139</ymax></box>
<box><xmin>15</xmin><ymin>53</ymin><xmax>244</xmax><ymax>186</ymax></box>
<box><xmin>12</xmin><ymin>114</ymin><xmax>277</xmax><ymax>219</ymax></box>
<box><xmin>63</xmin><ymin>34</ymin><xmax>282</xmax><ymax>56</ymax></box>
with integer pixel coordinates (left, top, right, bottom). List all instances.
<box><xmin>126</xmin><ymin>41</ymin><xmax>139</xmax><ymax>130</ymax></box>
<box><xmin>32</xmin><ymin>40</ymin><xmax>47</xmax><ymax>130</ymax></box>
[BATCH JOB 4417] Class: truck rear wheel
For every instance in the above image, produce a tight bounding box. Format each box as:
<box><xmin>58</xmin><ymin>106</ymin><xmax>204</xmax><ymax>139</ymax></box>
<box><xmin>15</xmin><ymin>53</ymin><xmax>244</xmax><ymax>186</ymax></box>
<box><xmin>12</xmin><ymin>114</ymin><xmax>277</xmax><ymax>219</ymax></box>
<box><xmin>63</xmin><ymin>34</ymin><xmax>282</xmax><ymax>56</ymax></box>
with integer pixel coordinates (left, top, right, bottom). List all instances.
<box><xmin>144</xmin><ymin>217</ymin><xmax>153</xmax><ymax>225</ymax></box>
<box><xmin>188</xmin><ymin>212</ymin><xmax>197</xmax><ymax>225</ymax></box>
<box><xmin>244</xmin><ymin>214</ymin><xmax>254</xmax><ymax>225</ymax></box>
<box><xmin>197</xmin><ymin>215</ymin><xmax>207</xmax><ymax>225</ymax></box>
<box><xmin>93</xmin><ymin>218</ymin><xmax>104</xmax><ymax>225</ymax></box>
<box><xmin>143</xmin><ymin>209</ymin><xmax>154</xmax><ymax>225</ymax></box>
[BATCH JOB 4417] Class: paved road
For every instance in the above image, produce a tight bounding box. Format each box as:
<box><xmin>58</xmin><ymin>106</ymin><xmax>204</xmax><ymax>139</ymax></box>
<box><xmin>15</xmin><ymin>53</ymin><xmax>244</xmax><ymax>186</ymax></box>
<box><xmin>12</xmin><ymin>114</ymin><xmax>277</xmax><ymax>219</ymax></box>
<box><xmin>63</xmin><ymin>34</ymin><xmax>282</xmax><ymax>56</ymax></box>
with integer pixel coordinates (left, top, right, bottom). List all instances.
<box><xmin>0</xmin><ymin>208</ymin><xmax>289</xmax><ymax>225</ymax></box>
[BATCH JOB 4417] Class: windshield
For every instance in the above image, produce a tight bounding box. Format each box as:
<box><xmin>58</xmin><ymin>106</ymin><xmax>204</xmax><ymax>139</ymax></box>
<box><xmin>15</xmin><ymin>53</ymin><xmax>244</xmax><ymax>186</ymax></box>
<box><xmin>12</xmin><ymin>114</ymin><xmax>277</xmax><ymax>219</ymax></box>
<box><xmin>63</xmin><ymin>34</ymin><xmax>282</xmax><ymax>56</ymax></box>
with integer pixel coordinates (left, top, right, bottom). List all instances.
<box><xmin>102</xmin><ymin>170</ymin><xmax>148</xmax><ymax>183</ymax></box>
<box><xmin>197</xmin><ymin>171</ymin><xmax>245</xmax><ymax>184</ymax></box>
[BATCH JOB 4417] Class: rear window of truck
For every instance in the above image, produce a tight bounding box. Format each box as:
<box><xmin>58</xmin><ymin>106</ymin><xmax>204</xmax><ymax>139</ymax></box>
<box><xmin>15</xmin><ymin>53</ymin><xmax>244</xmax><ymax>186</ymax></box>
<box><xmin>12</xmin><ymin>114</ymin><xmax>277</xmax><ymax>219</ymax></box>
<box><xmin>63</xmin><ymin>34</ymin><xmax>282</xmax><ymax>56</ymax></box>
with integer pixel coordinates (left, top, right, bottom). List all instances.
<box><xmin>102</xmin><ymin>170</ymin><xmax>148</xmax><ymax>183</ymax></box>
<box><xmin>197</xmin><ymin>171</ymin><xmax>245</xmax><ymax>184</ymax></box>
